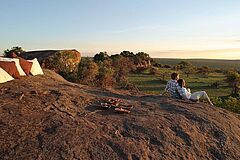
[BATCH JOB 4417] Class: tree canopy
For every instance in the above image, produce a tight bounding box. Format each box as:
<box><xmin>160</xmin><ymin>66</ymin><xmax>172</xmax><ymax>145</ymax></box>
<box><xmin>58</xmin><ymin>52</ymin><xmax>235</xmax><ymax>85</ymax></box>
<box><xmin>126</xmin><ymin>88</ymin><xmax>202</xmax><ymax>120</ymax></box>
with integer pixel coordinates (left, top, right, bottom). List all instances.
<box><xmin>93</xmin><ymin>51</ymin><xmax>109</xmax><ymax>62</ymax></box>
<box><xmin>4</xmin><ymin>46</ymin><xmax>25</xmax><ymax>57</ymax></box>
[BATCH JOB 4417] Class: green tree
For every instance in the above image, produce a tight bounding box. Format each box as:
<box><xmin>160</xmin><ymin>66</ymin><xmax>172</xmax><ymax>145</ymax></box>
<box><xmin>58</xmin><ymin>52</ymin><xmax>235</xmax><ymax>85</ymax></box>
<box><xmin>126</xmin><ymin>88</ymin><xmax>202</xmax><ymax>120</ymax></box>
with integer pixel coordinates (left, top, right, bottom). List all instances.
<box><xmin>177</xmin><ymin>61</ymin><xmax>196</xmax><ymax>77</ymax></box>
<box><xmin>150</xmin><ymin>67</ymin><xmax>158</xmax><ymax>75</ymax></box>
<box><xmin>226</xmin><ymin>71</ymin><xmax>240</xmax><ymax>95</ymax></box>
<box><xmin>183</xmin><ymin>67</ymin><xmax>196</xmax><ymax>77</ymax></box>
<box><xmin>77</xmin><ymin>58</ymin><xmax>99</xmax><ymax>85</ymax></box>
<box><xmin>96</xmin><ymin>60</ymin><xmax>115</xmax><ymax>87</ymax></box>
<box><xmin>198</xmin><ymin>66</ymin><xmax>210</xmax><ymax>76</ymax></box>
<box><xmin>177</xmin><ymin>61</ymin><xmax>193</xmax><ymax>69</ymax></box>
<box><xmin>112</xmin><ymin>56</ymin><xmax>135</xmax><ymax>84</ymax></box>
<box><xmin>173</xmin><ymin>65</ymin><xmax>181</xmax><ymax>71</ymax></box>
<box><xmin>110</xmin><ymin>54</ymin><xmax>122</xmax><ymax>61</ymax></box>
<box><xmin>152</xmin><ymin>61</ymin><xmax>162</xmax><ymax>68</ymax></box>
<box><xmin>4</xmin><ymin>46</ymin><xmax>25</xmax><ymax>57</ymax></box>
<box><xmin>120</xmin><ymin>51</ymin><xmax>135</xmax><ymax>57</ymax></box>
<box><xmin>93</xmin><ymin>51</ymin><xmax>109</xmax><ymax>62</ymax></box>
<box><xmin>133</xmin><ymin>52</ymin><xmax>152</xmax><ymax>72</ymax></box>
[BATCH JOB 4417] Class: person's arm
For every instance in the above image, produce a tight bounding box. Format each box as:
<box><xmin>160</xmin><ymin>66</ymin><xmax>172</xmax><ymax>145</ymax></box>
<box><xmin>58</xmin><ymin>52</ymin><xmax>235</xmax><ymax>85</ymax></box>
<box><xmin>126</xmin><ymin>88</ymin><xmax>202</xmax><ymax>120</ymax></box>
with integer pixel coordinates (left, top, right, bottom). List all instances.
<box><xmin>160</xmin><ymin>90</ymin><xmax>168</xmax><ymax>96</ymax></box>
<box><xmin>177</xmin><ymin>86</ymin><xmax>188</xmax><ymax>100</ymax></box>
<box><xmin>185</xmin><ymin>88</ymin><xmax>191</xmax><ymax>99</ymax></box>
<box><xmin>160</xmin><ymin>81</ymin><xmax>169</xmax><ymax>95</ymax></box>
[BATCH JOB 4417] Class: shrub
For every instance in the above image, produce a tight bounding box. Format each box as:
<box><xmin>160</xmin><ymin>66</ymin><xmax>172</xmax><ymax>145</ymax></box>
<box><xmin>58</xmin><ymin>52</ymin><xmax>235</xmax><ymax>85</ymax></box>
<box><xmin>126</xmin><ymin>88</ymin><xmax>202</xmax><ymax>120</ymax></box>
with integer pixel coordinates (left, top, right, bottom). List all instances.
<box><xmin>152</xmin><ymin>62</ymin><xmax>162</xmax><ymax>68</ymax></box>
<box><xmin>96</xmin><ymin>60</ymin><xmax>115</xmax><ymax>88</ymax></box>
<box><xmin>163</xmin><ymin>65</ymin><xmax>171</xmax><ymax>68</ymax></box>
<box><xmin>4</xmin><ymin>46</ymin><xmax>24</xmax><ymax>57</ymax></box>
<box><xmin>120</xmin><ymin>51</ymin><xmax>135</xmax><ymax>58</ymax></box>
<box><xmin>93</xmin><ymin>51</ymin><xmax>110</xmax><ymax>62</ymax></box>
<box><xmin>112</xmin><ymin>56</ymin><xmax>135</xmax><ymax>84</ymax></box>
<box><xmin>59</xmin><ymin>71</ymin><xmax>78</xmax><ymax>82</ymax></box>
<box><xmin>211</xmin><ymin>81</ymin><xmax>220</xmax><ymax>89</ymax></box>
<box><xmin>135</xmin><ymin>67</ymin><xmax>148</xmax><ymax>74</ymax></box>
<box><xmin>150</xmin><ymin>67</ymin><xmax>158</xmax><ymax>75</ymax></box>
<box><xmin>48</xmin><ymin>51</ymin><xmax>78</xmax><ymax>73</ymax></box>
<box><xmin>197</xmin><ymin>66</ymin><xmax>211</xmax><ymax>76</ymax></box>
<box><xmin>224</xmin><ymin>97</ymin><xmax>240</xmax><ymax>113</ymax></box>
<box><xmin>212</xmin><ymin>96</ymin><xmax>240</xmax><ymax>114</ymax></box>
<box><xmin>77</xmin><ymin>58</ymin><xmax>99</xmax><ymax>85</ymax></box>
<box><xmin>226</xmin><ymin>71</ymin><xmax>240</xmax><ymax>95</ymax></box>
<box><xmin>211</xmin><ymin>97</ymin><xmax>223</xmax><ymax>107</ymax></box>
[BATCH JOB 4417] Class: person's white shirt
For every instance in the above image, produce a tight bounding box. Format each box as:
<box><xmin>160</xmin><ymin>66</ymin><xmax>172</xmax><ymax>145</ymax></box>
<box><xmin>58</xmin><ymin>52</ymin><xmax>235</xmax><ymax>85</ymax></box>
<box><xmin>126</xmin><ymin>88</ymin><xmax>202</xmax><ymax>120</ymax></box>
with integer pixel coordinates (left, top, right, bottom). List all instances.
<box><xmin>180</xmin><ymin>87</ymin><xmax>191</xmax><ymax>99</ymax></box>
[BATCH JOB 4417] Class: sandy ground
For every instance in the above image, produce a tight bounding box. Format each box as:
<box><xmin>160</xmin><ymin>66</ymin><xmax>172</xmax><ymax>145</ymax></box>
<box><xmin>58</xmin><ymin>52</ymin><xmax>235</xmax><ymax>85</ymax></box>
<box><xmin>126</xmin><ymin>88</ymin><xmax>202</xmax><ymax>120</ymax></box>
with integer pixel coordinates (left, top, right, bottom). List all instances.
<box><xmin>0</xmin><ymin>70</ymin><xmax>240</xmax><ymax>160</ymax></box>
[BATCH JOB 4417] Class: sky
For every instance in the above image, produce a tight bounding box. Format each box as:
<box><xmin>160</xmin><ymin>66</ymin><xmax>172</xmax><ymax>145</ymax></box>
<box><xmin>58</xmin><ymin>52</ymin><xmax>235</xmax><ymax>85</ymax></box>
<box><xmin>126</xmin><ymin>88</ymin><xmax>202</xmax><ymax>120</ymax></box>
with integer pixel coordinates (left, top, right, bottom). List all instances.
<box><xmin>0</xmin><ymin>0</ymin><xmax>240</xmax><ymax>59</ymax></box>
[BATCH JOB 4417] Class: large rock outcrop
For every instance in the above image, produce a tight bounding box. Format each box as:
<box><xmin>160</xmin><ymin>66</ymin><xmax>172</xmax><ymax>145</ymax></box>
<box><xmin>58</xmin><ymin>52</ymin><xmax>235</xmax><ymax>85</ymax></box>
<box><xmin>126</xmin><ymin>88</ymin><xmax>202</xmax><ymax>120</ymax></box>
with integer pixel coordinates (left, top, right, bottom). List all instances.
<box><xmin>21</xmin><ymin>49</ymin><xmax>81</xmax><ymax>72</ymax></box>
<box><xmin>0</xmin><ymin>70</ymin><xmax>240</xmax><ymax>159</ymax></box>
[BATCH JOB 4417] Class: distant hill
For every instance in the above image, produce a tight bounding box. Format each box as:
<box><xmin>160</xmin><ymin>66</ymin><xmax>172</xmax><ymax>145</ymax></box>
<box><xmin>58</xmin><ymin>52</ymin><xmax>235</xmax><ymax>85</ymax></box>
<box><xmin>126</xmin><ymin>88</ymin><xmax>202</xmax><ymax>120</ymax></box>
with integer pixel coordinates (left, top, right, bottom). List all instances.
<box><xmin>0</xmin><ymin>69</ymin><xmax>240</xmax><ymax>159</ymax></box>
<box><xmin>154</xmin><ymin>58</ymin><xmax>240</xmax><ymax>70</ymax></box>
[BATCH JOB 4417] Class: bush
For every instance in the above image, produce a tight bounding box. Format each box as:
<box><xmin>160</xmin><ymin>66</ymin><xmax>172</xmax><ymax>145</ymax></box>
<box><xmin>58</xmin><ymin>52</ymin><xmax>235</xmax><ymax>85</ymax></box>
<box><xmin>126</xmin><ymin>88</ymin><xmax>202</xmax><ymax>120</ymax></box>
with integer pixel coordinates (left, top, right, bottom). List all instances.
<box><xmin>226</xmin><ymin>71</ymin><xmax>240</xmax><ymax>95</ymax></box>
<box><xmin>153</xmin><ymin>62</ymin><xmax>162</xmax><ymax>68</ymax></box>
<box><xmin>163</xmin><ymin>65</ymin><xmax>171</xmax><ymax>68</ymax></box>
<box><xmin>150</xmin><ymin>67</ymin><xmax>158</xmax><ymax>75</ymax></box>
<box><xmin>212</xmin><ymin>96</ymin><xmax>240</xmax><ymax>114</ymax></box>
<box><xmin>47</xmin><ymin>51</ymin><xmax>78</xmax><ymax>73</ymax></box>
<box><xmin>59</xmin><ymin>51</ymin><xmax>155</xmax><ymax>89</ymax></box>
<box><xmin>211</xmin><ymin>97</ymin><xmax>223</xmax><ymax>107</ymax></box>
<box><xmin>77</xmin><ymin>55</ymin><xmax>137</xmax><ymax>88</ymax></box>
<box><xmin>211</xmin><ymin>81</ymin><xmax>220</xmax><ymax>89</ymax></box>
<box><xmin>59</xmin><ymin>71</ymin><xmax>78</xmax><ymax>82</ymax></box>
<box><xmin>96</xmin><ymin>60</ymin><xmax>115</xmax><ymax>88</ymax></box>
<box><xmin>134</xmin><ymin>67</ymin><xmax>148</xmax><ymax>74</ymax></box>
<box><xmin>77</xmin><ymin>58</ymin><xmax>99</xmax><ymax>85</ymax></box>
<box><xmin>93</xmin><ymin>51</ymin><xmax>109</xmax><ymax>62</ymax></box>
<box><xmin>4</xmin><ymin>46</ymin><xmax>24</xmax><ymax>57</ymax></box>
<box><xmin>111</xmin><ymin>56</ymin><xmax>135</xmax><ymax>83</ymax></box>
<box><xmin>224</xmin><ymin>97</ymin><xmax>240</xmax><ymax>113</ymax></box>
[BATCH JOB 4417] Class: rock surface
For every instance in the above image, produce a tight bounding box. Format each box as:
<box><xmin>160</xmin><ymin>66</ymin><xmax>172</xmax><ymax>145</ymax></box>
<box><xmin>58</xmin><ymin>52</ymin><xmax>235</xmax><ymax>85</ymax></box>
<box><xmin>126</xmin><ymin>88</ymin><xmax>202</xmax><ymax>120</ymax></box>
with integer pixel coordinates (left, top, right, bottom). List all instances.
<box><xmin>0</xmin><ymin>70</ymin><xmax>240</xmax><ymax>160</ymax></box>
<box><xmin>21</xmin><ymin>50</ymin><xmax>81</xmax><ymax>72</ymax></box>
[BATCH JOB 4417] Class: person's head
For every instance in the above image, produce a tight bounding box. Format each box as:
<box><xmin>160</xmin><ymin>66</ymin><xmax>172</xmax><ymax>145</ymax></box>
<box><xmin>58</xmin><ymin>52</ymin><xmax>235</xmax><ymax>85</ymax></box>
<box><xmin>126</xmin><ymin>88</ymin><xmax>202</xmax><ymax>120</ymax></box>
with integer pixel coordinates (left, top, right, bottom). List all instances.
<box><xmin>177</xmin><ymin>79</ymin><xmax>186</xmax><ymax>88</ymax></box>
<box><xmin>171</xmin><ymin>72</ymin><xmax>179</xmax><ymax>80</ymax></box>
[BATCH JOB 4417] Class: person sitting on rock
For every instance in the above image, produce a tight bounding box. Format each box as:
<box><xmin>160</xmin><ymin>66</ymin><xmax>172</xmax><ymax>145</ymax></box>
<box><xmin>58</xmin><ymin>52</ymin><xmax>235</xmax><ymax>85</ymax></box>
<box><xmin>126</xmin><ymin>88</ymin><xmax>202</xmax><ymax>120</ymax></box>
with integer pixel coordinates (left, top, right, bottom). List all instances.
<box><xmin>177</xmin><ymin>79</ymin><xmax>213</xmax><ymax>105</ymax></box>
<box><xmin>161</xmin><ymin>72</ymin><xmax>182</xmax><ymax>99</ymax></box>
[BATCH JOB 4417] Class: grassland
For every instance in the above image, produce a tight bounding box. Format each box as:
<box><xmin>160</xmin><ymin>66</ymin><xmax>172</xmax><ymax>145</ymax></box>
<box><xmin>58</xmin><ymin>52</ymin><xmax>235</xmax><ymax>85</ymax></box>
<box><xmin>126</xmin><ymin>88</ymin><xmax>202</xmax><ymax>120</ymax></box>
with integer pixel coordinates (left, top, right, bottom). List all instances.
<box><xmin>128</xmin><ymin>58</ymin><xmax>239</xmax><ymax>98</ymax></box>
<box><xmin>128</xmin><ymin>68</ymin><xmax>232</xmax><ymax>98</ymax></box>
<box><xmin>154</xmin><ymin>58</ymin><xmax>240</xmax><ymax>70</ymax></box>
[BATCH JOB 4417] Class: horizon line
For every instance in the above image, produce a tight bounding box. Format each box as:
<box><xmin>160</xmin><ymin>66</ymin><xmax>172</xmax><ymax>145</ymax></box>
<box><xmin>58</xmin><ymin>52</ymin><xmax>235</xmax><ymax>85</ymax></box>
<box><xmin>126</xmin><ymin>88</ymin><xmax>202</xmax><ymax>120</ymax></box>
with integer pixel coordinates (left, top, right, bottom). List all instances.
<box><xmin>81</xmin><ymin>56</ymin><xmax>240</xmax><ymax>61</ymax></box>
<box><xmin>1</xmin><ymin>48</ymin><xmax>240</xmax><ymax>60</ymax></box>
